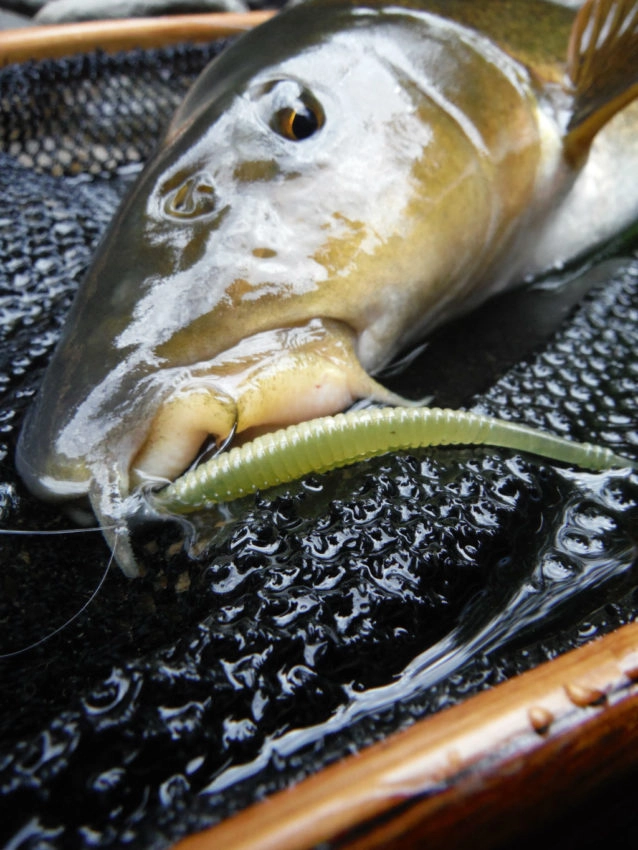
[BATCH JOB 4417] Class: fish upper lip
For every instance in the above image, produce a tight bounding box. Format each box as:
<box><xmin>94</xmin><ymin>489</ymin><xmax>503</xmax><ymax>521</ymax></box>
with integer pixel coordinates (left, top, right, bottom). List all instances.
<box><xmin>129</xmin><ymin>380</ymin><xmax>239</xmax><ymax>490</ymax></box>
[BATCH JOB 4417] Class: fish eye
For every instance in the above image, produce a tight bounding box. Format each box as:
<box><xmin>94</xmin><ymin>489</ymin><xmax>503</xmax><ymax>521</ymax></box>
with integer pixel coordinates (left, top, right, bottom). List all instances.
<box><xmin>257</xmin><ymin>80</ymin><xmax>324</xmax><ymax>142</ymax></box>
<box><xmin>274</xmin><ymin>100</ymin><xmax>323</xmax><ymax>141</ymax></box>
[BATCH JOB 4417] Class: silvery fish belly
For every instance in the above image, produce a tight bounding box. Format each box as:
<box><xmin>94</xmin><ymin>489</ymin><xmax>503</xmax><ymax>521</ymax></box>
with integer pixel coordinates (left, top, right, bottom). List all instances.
<box><xmin>16</xmin><ymin>0</ymin><xmax>638</xmax><ymax>575</ymax></box>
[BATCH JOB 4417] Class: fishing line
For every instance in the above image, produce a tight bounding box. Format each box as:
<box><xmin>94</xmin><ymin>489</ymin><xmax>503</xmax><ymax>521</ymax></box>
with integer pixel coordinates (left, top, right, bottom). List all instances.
<box><xmin>0</xmin><ymin>530</ymin><xmax>118</xmax><ymax>660</ymax></box>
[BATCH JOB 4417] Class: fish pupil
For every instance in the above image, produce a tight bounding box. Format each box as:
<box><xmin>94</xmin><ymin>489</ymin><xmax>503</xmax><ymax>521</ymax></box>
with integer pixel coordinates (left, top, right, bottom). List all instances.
<box><xmin>290</xmin><ymin>107</ymin><xmax>319</xmax><ymax>140</ymax></box>
<box><xmin>275</xmin><ymin>101</ymin><xmax>322</xmax><ymax>141</ymax></box>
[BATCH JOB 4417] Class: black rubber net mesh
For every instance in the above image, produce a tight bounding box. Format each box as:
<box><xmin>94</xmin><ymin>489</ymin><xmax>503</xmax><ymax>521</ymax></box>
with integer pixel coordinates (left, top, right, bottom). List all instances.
<box><xmin>0</xmin><ymin>38</ymin><xmax>637</xmax><ymax>850</ymax></box>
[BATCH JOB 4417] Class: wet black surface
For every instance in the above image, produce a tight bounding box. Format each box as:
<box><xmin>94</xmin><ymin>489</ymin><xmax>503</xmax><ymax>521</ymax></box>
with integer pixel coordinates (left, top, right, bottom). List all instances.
<box><xmin>0</xmin><ymin>39</ymin><xmax>637</xmax><ymax>850</ymax></box>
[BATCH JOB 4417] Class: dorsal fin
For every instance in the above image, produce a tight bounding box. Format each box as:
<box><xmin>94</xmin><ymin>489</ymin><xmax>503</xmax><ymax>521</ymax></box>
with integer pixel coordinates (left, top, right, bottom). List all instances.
<box><xmin>565</xmin><ymin>0</ymin><xmax>638</xmax><ymax>164</ymax></box>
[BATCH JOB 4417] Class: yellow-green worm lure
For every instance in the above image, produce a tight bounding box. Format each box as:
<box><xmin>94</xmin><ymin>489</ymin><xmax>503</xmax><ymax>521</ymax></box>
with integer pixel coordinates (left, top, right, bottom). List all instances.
<box><xmin>154</xmin><ymin>407</ymin><xmax>636</xmax><ymax>514</ymax></box>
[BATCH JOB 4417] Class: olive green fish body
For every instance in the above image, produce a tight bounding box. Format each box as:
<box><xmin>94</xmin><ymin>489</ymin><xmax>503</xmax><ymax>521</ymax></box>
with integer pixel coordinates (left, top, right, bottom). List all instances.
<box><xmin>15</xmin><ymin>0</ymin><xmax>638</xmax><ymax>574</ymax></box>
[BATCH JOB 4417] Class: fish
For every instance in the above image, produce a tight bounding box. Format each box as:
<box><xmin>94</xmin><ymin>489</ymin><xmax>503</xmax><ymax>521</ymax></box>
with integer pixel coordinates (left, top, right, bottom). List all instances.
<box><xmin>15</xmin><ymin>0</ymin><xmax>638</xmax><ymax>575</ymax></box>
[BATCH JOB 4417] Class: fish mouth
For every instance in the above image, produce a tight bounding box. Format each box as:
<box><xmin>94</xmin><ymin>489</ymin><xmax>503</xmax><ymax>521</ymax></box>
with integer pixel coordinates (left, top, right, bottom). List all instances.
<box><xmin>16</xmin><ymin>317</ymin><xmax>405</xmax><ymax>579</ymax></box>
<box><xmin>129</xmin><ymin>318</ymin><xmax>404</xmax><ymax>491</ymax></box>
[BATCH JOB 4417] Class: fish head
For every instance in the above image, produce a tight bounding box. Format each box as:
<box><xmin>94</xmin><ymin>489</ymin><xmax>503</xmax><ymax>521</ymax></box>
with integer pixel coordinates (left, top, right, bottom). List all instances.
<box><xmin>16</xmin><ymin>1</ymin><xmax>543</xmax><ymax>572</ymax></box>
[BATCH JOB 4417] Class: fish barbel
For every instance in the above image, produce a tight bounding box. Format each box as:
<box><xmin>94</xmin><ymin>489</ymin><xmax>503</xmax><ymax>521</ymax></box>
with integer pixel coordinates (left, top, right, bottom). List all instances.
<box><xmin>16</xmin><ymin>0</ymin><xmax>638</xmax><ymax>574</ymax></box>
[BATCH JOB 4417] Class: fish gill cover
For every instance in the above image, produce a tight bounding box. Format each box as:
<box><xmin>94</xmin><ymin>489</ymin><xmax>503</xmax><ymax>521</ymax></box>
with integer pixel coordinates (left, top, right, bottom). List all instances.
<box><xmin>0</xmin><ymin>38</ymin><xmax>637</xmax><ymax>850</ymax></box>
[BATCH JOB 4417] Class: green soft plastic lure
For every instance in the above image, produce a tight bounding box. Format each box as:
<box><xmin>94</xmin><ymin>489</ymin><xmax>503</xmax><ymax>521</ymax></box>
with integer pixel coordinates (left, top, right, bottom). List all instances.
<box><xmin>154</xmin><ymin>407</ymin><xmax>636</xmax><ymax>514</ymax></box>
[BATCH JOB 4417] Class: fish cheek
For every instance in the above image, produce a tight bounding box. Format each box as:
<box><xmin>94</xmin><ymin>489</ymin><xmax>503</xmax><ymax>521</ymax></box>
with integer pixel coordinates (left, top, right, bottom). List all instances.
<box><xmin>171</xmin><ymin>205</ymin><xmax>231</xmax><ymax>274</ymax></box>
<box><xmin>347</xmin><ymin>121</ymin><xmax>498</xmax><ymax>366</ymax></box>
<box><xmin>233</xmin><ymin>159</ymin><xmax>282</xmax><ymax>183</ymax></box>
<box><xmin>311</xmin><ymin>214</ymin><xmax>368</xmax><ymax>278</ymax></box>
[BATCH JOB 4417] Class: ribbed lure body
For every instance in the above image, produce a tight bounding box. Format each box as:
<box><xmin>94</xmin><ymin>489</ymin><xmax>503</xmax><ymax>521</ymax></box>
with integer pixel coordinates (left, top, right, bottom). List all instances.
<box><xmin>156</xmin><ymin>407</ymin><xmax>636</xmax><ymax>513</ymax></box>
